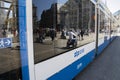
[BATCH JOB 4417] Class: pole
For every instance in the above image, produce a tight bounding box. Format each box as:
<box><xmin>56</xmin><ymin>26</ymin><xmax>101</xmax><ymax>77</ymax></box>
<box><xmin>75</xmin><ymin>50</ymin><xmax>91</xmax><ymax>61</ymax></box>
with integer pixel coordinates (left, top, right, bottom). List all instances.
<box><xmin>95</xmin><ymin>0</ymin><xmax>100</xmax><ymax>57</ymax></box>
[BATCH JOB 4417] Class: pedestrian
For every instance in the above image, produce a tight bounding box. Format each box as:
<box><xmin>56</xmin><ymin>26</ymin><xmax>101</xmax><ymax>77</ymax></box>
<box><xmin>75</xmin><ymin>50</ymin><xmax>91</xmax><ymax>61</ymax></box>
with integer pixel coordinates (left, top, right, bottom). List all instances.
<box><xmin>2</xmin><ymin>29</ymin><xmax>6</xmax><ymax>37</ymax></box>
<box><xmin>50</xmin><ymin>29</ymin><xmax>56</xmax><ymax>41</ymax></box>
<box><xmin>80</xmin><ymin>29</ymin><xmax>84</xmax><ymax>40</ymax></box>
<box><xmin>38</xmin><ymin>29</ymin><xmax>45</xmax><ymax>43</ymax></box>
<box><xmin>67</xmin><ymin>30</ymin><xmax>77</xmax><ymax>48</ymax></box>
<box><xmin>61</xmin><ymin>29</ymin><xmax>66</xmax><ymax>39</ymax></box>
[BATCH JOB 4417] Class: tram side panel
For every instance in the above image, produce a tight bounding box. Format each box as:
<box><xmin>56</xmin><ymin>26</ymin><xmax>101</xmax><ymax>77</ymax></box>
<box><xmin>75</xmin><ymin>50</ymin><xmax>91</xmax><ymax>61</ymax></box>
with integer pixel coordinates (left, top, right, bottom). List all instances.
<box><xmin>97</xmin><ymin>8</ymin><xmax>111</xmax><ymax>55</ymax></box>
<box><xmin>32</xmin><ymin>0</ymin><xmax>96</xmax><ymax>80</ymax></box>
<box><xmin>97</xmin><ymin>36</ymin><xmax>110</xmax><ymax>55</ymax></box>
<box><xmin>97</xmin><ymin>15</ymin><xmax>118</xmax><ymax>55</ymax></box>
<box><xmin>110</xmin><ymin>19</ymin><xmax>118</xmax><ymax>41</ymax></box>
<box><xmin>35</xmin><ymin>42</ymin><xmax>95</xmax><ymax>80</ymax></box>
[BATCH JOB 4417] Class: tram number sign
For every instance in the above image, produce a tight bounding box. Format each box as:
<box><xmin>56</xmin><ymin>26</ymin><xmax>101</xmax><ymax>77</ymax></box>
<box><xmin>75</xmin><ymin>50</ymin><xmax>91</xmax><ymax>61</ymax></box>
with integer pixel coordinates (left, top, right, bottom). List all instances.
<box><xmin>0</xmin><ymin>38</ymin><xmax>12</xmax><ymax>49</ymax></box>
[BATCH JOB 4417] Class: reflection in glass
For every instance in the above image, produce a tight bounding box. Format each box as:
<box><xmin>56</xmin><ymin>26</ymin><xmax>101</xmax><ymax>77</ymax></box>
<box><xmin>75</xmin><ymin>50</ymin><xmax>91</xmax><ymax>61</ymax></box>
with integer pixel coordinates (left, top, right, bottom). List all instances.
<box><xmin>0</xmin><ymin>0</ymin><xmax>21</xmax><ymax>80</ymax></box>
<box><xmin>32</xmin><ymin>0</ymin><xmax>57</xmax><ymax>63</ymax></box>
<box><xmin>98</xmin><ymin>10</ymin><xmax>106</xmax><ymax>39</ymax></box>
<box><xmin>55</xmin><ymin>0</ymin><xmax>96</xmax><ymax>54</ymax></box>
<box><xmin>105</xmin><ymin>17</ymin><xmax>110</xmax><ymax>36</ymax></box>
<box><xmin>111</xmin><ymin>18</ymin><xmax>118</xmax><ymax>36</ymax></box>
<box><xmin>33</xmin><ymin>0</ymin><xmax>96</xmax><ymax>63</ymax></box>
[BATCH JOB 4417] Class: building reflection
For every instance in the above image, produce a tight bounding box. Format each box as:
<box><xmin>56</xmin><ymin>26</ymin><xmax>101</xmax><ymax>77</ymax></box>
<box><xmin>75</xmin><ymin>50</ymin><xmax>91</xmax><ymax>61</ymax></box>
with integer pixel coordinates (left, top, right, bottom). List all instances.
<box><xmin>57</xmin><ymin>0</ymin><xmax>95</xmax><ymax>33</ymax></box>
<box><xmin>33</xmin><ymin>3</ymin><xmax>57</xmax><ymax>31</ymax></box>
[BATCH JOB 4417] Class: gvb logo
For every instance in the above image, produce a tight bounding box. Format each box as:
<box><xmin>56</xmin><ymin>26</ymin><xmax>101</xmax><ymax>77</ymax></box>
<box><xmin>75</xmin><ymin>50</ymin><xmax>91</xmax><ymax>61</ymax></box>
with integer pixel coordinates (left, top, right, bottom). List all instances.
<box><xmin>77</xmin><ymin>63</ymin><xmax>82</xmax><ymax>70</ymax></box>
<box><xmin>74</xmin><ymin>48</ymin><xmax>84</xmax><ymax>57</ymax></box>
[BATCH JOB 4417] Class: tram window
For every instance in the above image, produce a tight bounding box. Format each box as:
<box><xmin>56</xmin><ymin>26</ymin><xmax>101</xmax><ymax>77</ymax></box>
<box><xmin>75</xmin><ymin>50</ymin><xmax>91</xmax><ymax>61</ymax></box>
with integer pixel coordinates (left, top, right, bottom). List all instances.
<box><xmin>55</xmin><ymin>0</ymin><xmax>96</xmax><ymax>54</ymax></box>
<box><xmin>32</xmin><ymin>0</ymin><xmax>57</xmax><ymax>63</ymax></box>
<box><xmin>0</xmin><ymin>0</ymin><xmax>22</xmax><ymax>80</ymax></box>
<box><xmin>111</xmin><ymin>20</ymin><xmax>117</xmax><ymax>35</ymax></box>
<box><xmin>98</xmin><ymin>10</ymin><xmax>106</xmax><ymax>39</ymax></box>
<box><xmin>105</xmin><ymin>17</ymin><xmax>110</xmax><ymax>36</ymax></box>
<box><xmin>32</xmin><ymin>0</ymin><xmax>96</xmax><ymax>63</ymax></box>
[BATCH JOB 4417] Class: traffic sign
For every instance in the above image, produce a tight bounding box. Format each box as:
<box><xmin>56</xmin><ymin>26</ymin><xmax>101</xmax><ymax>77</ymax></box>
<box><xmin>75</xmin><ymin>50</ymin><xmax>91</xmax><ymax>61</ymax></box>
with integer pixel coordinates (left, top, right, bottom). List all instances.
<box><xmin>0</xmin><ymin>38</ymin><xmax>12</xmax><ymax>49</ymax></box>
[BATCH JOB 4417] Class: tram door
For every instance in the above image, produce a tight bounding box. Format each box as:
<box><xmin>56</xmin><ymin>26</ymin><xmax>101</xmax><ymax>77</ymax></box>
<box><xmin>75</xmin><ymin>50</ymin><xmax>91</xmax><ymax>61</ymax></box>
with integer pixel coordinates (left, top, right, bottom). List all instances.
<box><xmin>0</xmin><ymin>0</ymin><xmax>22</xmax><ymax>80</ymax></box>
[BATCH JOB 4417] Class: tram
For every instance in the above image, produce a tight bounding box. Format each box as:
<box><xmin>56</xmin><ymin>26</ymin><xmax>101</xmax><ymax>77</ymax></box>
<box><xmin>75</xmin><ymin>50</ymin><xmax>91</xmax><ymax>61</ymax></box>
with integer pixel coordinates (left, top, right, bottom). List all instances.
<box><xmin>0</xmin><ymin>0</ymin><xmax>119</xmax><ymax>80</ymax></box>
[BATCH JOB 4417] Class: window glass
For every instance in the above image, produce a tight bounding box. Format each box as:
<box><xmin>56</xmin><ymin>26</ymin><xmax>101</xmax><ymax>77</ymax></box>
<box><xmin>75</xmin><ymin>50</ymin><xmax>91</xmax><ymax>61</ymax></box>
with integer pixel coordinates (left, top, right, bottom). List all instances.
<box><xmin>104</xmin><ymin>16</ymin><xmax>110</xmax><ymax>36</ymax></box>
<box><xmin>32</xmin><ymin>0</ymin><xmax>57</xmax><ymax>63</ymax></box>
<box><xmin>33</xmin><ymin>0</ymin><xmax>96</xmax><ymax>63</ymax></box>
<box><xmin>0</xmin><ymin>0</ymin><xmax>22</xmax><ymax>80</ymax></box>
<box><xmin>111</xmin><ymin>19</ymin><xmax>118</xmax><ymax>35</ymax></box>
<box><xmin>98</xmin><ymin>10</ymin><xmax>105</xmax><ymax>39</ymax></box>
<box><xmin>55</xmin><ymin>0</ymin><xmax>95</xmax><ymax>54</ymax></box>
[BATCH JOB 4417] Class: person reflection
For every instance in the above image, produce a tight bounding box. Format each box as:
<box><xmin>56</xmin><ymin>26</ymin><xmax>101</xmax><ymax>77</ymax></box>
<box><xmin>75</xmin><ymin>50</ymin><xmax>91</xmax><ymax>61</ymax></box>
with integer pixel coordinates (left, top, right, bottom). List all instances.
<box><xmin>38</xmin><ymin>28</ymin><xmax>45</xmax><ymax>43</ymax></box>
<box><xmin>80</xmin><ymin>29</ymin><xmax>84</xmax><ymax>40</ymax></box>
<box><xmin>2</xmin><ymin>29</ymin><xmax>6</xmax><ymax>37</ymax></box>
<box><xmin>50</xmin><ymin>29</ymin><xmax>56</xmax><ymax>41</ymax></box>
<box><xmin>78</xmin><ymin>29</ymin><xmax>84</xmax><ymax>41</ymax></box>
<box><xmin>67</xmin><ymin>30</ymin><xmax>77</xmax><ymax>48</ymax></box>
<box><xmin>61</xmin><ymin>29</ymin><xmax>66</xmax><ymax>39</ymax></box>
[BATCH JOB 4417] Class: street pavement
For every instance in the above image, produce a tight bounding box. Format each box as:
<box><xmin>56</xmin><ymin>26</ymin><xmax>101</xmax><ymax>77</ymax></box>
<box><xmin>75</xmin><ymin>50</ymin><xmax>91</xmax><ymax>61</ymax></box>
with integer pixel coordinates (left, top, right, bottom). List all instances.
<box><xmin>73</xmin><ymin>36</ymin><xmax>120</xmax><ymax>80</ymax></box>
